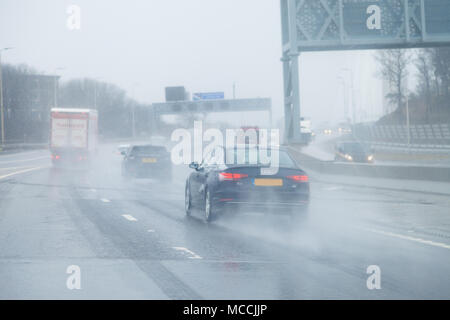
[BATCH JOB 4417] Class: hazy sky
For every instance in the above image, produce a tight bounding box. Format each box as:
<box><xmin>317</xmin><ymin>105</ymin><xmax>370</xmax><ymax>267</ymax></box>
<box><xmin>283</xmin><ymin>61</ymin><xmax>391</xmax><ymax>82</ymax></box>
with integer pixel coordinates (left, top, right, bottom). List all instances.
<box><xmin>0</xmin><ymin>0</ymin><xmax>383</xmax><ymax>127</ymax></box>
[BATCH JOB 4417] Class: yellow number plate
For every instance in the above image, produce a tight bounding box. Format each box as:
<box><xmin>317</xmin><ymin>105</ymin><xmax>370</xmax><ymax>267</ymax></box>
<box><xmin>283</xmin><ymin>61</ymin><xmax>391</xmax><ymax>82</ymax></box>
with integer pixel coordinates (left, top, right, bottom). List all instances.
<box><xmin>254</xmin><ymin>179</ymin><xmax>283</xmax><ymax>187</ymax></box>
<box><xmin>142</xmin><ymin>158</ymin><xmax>157</xmax><ymax>163</ymax></box>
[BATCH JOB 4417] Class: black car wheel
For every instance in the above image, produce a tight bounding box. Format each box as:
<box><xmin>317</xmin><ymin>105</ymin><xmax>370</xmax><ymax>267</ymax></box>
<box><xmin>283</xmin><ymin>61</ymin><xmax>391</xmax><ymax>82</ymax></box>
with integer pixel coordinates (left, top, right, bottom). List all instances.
<box><xmin>204</xmin><ymin>189</ymin><xmax>216</xmax><ymax>223</ymax></box>
<box><xmin>185</xmin><ymin>182</ymin><xmax>192</xmax><ymax>216</ymax></box>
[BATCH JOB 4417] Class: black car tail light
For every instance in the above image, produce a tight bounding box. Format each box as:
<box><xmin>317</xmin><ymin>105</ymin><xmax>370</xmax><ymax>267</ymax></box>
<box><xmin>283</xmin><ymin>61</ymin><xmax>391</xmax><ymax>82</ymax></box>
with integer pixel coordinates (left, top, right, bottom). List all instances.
<box><xmin>219</xmin><ymin>172</ymin><xmax>249</xmax><ymax>181</ymax></box>
<box><xmin>286</xmin><ymin>175</ymin><xmax>309</xmax><ymax>182</ymax></box>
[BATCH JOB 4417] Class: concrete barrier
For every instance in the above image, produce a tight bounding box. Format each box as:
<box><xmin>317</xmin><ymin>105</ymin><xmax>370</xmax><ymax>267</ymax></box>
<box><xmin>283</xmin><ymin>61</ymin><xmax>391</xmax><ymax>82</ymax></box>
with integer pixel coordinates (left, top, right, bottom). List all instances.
<box><xmin>0</xmin><ymin>143</ymin><xmax>48</xmax><ymax>153</ymax></box>
<box><xmin>287</xmin><ymin>146</ymin><xmax>450</xmax><ymax>183</ymax></box>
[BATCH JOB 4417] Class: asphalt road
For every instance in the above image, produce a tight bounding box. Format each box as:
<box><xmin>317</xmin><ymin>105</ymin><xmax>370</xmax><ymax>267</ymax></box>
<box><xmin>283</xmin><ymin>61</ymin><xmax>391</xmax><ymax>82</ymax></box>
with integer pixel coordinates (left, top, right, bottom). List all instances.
<box><xmin>1</xmin><ymin>144</ymin><xmax>450</xmax><ymax>299</ymax></box>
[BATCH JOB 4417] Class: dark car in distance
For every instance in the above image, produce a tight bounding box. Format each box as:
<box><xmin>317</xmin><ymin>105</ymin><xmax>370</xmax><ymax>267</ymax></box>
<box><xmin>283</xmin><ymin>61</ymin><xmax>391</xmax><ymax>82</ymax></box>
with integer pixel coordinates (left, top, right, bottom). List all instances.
<box><xmin>185</xmin><ymin>146</ymin><xmax>310</xmax><ymax>223</ymax></box>
<box><xmin>121</xmin><ymin>144</ymin><xmax>172</xmax><ymax>179</ymax></box>
<box><xmin>335</xmin><ymin>141</ymin><xmax>374</xmax><ymax>163</ymax></box>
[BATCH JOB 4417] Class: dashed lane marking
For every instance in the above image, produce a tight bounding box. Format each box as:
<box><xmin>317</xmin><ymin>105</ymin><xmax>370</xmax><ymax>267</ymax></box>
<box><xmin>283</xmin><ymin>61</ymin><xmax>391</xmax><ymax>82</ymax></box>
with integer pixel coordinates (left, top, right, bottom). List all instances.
<box><xmin>122</xmin><ymin>214</ymin><xmax>138</xmax><ymax>222</ymax></box>
<box><xmin>172</xmin><ymin>247</ymin><xmax>202</xmax><ymax>259</ymax></box>
<box><xmin>323</xmin><ymin>186</ymin><xmax>343</xmax><ymax>191</ymax></box>
<box><xmin>100</xmin><ymin>198</ymin><xmax>111</xmax><ymax>203</ymax></box>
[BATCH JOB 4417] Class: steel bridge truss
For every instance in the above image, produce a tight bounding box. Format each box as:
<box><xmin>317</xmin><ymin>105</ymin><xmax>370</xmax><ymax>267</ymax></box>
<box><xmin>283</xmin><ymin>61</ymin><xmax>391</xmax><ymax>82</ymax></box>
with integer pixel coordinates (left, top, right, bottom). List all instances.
<box><xmin>281</xmin><ymin>0</ymin><xmax>450</xmax><ymax>143</ymax></box>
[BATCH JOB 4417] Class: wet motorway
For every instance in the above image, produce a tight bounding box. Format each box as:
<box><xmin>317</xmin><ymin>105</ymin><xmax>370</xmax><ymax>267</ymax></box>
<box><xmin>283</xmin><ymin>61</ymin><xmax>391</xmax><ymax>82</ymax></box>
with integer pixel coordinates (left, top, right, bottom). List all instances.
<box><xmin>1</xmin><ymin>144</ymin><xmax>450</xmax><ymax>299</ymax></box>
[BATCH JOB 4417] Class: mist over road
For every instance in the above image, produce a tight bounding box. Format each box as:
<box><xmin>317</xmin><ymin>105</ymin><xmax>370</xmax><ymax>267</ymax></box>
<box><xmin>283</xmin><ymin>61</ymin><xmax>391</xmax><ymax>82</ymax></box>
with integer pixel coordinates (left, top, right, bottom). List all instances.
<box><xmin>1</xmin><ymin>144</ymin><xmax>450</xmax><ymax>299</ymax></box>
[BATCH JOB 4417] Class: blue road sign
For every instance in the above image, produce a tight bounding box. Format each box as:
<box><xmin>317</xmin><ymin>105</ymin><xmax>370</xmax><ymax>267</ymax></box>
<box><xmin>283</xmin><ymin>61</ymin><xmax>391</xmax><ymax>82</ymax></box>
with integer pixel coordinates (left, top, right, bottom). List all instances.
<box><xmin>192</xmin><ymin>92</ymin><xmax>225</xmax><ymax>101</ymax></box>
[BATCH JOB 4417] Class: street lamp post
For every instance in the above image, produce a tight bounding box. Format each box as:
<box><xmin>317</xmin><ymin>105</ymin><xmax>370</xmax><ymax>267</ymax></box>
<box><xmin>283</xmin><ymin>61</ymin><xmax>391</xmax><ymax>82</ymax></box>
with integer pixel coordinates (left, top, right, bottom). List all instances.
<box><xmin>54</xmin><ymin>77</ymin><xmax>57</xmax><ymax>108</ymax></box>
<box><xmin>131</xmin><ymin>104</ymin><xmax>136</xmax><ymax>138</ymax></box>
<box><xmin>94</xmin><ymin>82</ymin><xmax>97</xmax><ymax>110</ymax></box>
<box><xmin>93</xmin><ymin>77</ymin><xmax>103</xmax><ymax>110</ymax></box>
<box><xmin>0</xmin><ymin>47</ymin><xmax>14</xmax><ymax>146</ymax></box>
<box><xmin>341</xmin><ymin>68</ymin><xmax>355</xmax><ymax>124</ymax></box>
<box><xmin>131</xmin><ymin>83</ymin><xmax>139</xmax><ymax>139</ymax></box>
<box><xmin>405</xmin><ymin>76</ymin><xmax>411</xmax><ymax>148</ymax></box>
<box><xmin>53</xmin><ymin>67</ymin><xmax>64</xmax><ymax>109</ymax></box>
<box><xmin>337</xmin><ymin>76</ymin><xmax>348</xmax><ymax>123</ymax></box>
<box><xmin>233</xmin><ymin>82</ymin><xmax>236</xmax><ymax>99</ymax></box>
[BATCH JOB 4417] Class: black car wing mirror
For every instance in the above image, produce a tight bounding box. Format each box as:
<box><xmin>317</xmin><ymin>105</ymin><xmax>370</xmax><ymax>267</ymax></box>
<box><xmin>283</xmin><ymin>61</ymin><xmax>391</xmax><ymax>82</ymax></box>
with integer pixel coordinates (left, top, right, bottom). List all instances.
<box><xmin>189</xmin><ymin>162</ymin><xmax>199</xmax><ymax>170</ymax></box>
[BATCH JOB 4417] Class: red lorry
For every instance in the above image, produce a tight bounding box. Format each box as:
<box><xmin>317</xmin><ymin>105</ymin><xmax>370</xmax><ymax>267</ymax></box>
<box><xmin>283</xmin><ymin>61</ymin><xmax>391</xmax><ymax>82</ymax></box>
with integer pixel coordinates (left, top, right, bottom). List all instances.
<box><xmin>50</xmin><ymin>108</ymin><xmax>98</xmax><ymax>167</ymax></box>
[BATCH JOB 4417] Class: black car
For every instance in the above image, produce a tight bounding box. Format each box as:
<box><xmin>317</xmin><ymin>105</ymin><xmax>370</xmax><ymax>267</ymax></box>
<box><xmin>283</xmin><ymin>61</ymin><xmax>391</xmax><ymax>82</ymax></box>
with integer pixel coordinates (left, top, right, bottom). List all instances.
<box><xmin>121</xmin><ymin>144</ymin><xmax>172</xmax><ymax>179</ymax></box>
<box><xmin>185</xmin><ymin>146</ymin><xmax>310</xmax><ymax>223</ymax></box>
<box><xmin>335</xmin><ymin>142</ymin><xmax>374</xmax><ymax>163</ymax></box>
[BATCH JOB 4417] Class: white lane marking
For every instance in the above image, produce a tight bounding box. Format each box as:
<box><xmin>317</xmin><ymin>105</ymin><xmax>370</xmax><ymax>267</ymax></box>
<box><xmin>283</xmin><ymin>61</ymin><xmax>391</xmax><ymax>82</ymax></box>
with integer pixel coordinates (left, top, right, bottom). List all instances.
<box><xmin>172</xmin><ymin>247</ymin><xmax>202</xmax><ymax>259</ymax></box>
<box><xmin>0</xmin><ymin>165</ymin><xmax>35</xmax><ymax>171</ymax></box>
<box><xmin>90</xmin><ymin>188</ymin><xmax>97</xmax><ymax>192</ymax></box>
<box><xmin>100</xmin><ymin>198</ymin><xmax>111</xmax><ymax>203</ymax></box>
<box><xmin>122</xmin><ymin>214</ymin><xmax>137</xmax><ymax>221</ymax></box>
<box><xmin>147</xmin><ymin>229</ymin><xmax>155</xmax><ymax>233</ymax></box>
<box><xmin>0</xmin><ymin>151</ymin><xmax>41</xmax><ymax>159</ymax></box>
<box><xmin>367</xmin><ymin>228</ymin><xmax>450</xmax><ymax>250</ymax></box>
<box><xmin>0</xmin><ymin>166</ymin><xmax>44</xmax><ymax>180</ymax></box>
<box><xmin>0</xmin><ymin>156</ymin><xmax>49</xmax><ymax>164</ymax></box>
<box><xmin>324</xmin><ymin>186</ymin><xmax>342</xmax><ymax>191</ymax></box>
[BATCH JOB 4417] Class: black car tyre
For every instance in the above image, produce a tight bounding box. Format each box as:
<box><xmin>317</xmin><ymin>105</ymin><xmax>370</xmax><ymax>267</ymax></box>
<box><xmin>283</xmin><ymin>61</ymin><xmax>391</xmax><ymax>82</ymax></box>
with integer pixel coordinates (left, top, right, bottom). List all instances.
<box><xmin>185</xmin><ymin>182</ymin><xmax>192</xmax><ymax>216</ymax></box>
<box><xmin>204</xmin><ymin>189</ymin><xmax>217</xmax><ymax>223</ymax></box>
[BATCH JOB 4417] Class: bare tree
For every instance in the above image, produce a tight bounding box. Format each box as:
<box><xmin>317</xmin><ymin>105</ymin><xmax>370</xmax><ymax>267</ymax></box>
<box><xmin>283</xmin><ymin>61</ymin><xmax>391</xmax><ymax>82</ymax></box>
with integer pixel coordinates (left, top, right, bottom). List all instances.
<box><xmin>375</xmin><ymin>49</ymin><xmax>413</xmax><ymax>113</ymax></box>
<box><xmin>415</xmin><ymin>49</ymin><xmax>433</xmax><ymax>120</ymax></box>
<box><xmin>430</xmin><ymin>47</ymin><xmax>450</xmax><ymax>101</ymax></box>
<box><xmin>59</xmin><ymin>78</ymin><xmax>147</xmax><ymax>138</ymax></box>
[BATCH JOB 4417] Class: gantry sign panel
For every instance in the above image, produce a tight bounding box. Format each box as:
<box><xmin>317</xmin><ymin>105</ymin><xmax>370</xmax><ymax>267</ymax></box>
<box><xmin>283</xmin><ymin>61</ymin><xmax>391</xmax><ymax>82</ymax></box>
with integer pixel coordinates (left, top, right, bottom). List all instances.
<box><xmin>151</xmin><ymin>98</ymin><xmax>272</xmax><ymax>136</ymax></box>
<box><xmin>281</xmin><ymin>0</ymin><xmax>450</xmax><ymax>52</ymax></box>
<box><xmin>152</xmin><ymin>98</ymin><xmax>271</xmax><ymax>115</ymax></box>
